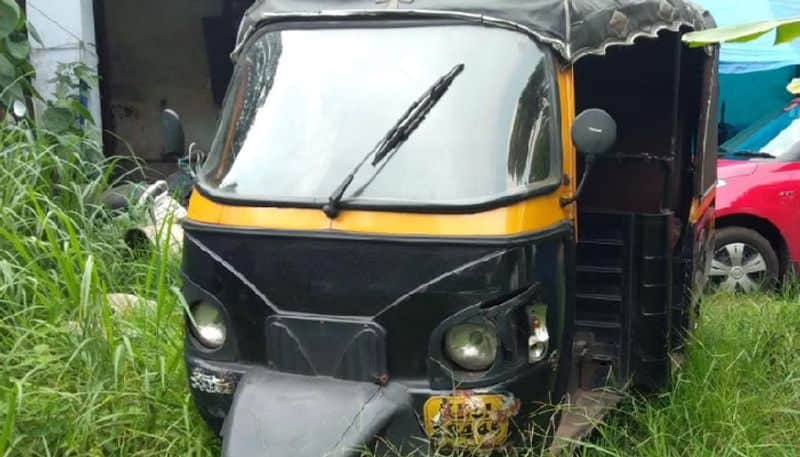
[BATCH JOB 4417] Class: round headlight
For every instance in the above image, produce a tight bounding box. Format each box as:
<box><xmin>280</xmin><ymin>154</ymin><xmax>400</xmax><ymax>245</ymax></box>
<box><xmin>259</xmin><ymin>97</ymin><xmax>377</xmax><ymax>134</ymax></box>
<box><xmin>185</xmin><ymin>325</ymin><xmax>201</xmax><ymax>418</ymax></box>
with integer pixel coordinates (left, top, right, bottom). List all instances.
<box><xmin>190</xmin><ymin>302</ymin><xmax>226</xmax><ymax>349</ymax></box>
<box><xmin>443</xmin><ymin>323</ymin><xmax>498</xmax><ymax>371</ymax></box>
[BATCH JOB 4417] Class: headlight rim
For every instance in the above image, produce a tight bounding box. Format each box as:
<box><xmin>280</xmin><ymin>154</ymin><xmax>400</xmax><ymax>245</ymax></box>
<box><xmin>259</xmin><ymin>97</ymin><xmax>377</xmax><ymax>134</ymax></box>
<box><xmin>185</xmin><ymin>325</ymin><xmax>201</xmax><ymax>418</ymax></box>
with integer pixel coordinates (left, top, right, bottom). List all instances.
<box><xmin>426</xmin><ymin>285</ymin><xmax>552</xmax><ymax>390</ymax></box>
<box><xmin>188</xmin><ymin>300</ymin><xmax>228</xmax><ymax>351</ymax></box>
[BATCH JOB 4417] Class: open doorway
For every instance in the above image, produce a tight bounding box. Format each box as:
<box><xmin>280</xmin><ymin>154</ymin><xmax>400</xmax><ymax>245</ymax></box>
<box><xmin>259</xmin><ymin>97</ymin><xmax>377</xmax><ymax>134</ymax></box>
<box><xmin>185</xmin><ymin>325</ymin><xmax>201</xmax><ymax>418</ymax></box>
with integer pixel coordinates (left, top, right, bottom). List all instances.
<box><xmin>94</xmin><ymin>0</ymin><xmax>253</xmax><ymax>179</ymax></box>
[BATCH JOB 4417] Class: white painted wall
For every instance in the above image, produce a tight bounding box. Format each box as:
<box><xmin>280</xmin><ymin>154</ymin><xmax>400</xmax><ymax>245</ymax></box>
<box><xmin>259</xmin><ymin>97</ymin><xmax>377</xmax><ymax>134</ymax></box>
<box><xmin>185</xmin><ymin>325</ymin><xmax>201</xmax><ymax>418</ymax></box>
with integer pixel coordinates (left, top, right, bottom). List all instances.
<box><xmin>26</xmin><ymin>0</ymin><xmax>102</xmax><ymax>130</ymax></box>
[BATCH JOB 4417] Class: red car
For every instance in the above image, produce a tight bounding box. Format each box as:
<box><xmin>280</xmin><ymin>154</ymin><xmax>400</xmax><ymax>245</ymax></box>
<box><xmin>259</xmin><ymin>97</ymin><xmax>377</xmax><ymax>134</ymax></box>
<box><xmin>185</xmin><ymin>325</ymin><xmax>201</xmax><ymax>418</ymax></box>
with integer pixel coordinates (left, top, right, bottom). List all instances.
<box><xmin>714</xmin><ymin>103</ymin><xmax>800</xmax><ymax>292</ymax></box>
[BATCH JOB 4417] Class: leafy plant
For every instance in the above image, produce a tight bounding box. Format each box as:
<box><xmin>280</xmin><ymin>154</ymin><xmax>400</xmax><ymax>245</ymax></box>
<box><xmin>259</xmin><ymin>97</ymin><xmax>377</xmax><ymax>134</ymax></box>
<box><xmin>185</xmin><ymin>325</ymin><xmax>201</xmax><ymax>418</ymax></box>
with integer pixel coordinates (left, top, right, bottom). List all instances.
<box><xmin>0</xmin><ymin>0</ymin><xmax>38</xmax><ymax>113</ymax></box>
<box><xmin>37</xmin><ymin>62</ymin><xmax>104</xmax><ymax>162</ymax></box>
<box><xmin>683</xmin><ymin>17</ymin><xmax>800</xmax><ymax>48</ymax></box>
<box><xmin>0</xmin><ymin>1</ymin><xmax>98</xmax><ymax>143</ymax></box>
<box><xmin>41</xmin><ymin>62</ymin><xmax>100</xmax><ymax>133</ymax></box>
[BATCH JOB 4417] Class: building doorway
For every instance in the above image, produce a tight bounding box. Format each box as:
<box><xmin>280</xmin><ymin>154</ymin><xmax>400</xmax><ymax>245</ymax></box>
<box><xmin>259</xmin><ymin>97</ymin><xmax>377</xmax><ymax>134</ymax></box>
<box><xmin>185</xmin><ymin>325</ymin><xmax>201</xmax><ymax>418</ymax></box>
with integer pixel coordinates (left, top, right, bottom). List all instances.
<box><xmin>94</xmin><ymin>0</ymin><xmax>253</xmax><ymax>178</ymax></box>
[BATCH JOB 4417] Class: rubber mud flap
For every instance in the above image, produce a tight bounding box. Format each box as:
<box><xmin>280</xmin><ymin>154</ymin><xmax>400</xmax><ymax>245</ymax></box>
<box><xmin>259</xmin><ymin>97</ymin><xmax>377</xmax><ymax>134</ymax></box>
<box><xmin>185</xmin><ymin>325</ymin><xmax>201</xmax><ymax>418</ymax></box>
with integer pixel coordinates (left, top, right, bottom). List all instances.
<box><xmin>221</xmin><ymin>367</ymin><xmax>419</xmax><ymax>457</ymax></box>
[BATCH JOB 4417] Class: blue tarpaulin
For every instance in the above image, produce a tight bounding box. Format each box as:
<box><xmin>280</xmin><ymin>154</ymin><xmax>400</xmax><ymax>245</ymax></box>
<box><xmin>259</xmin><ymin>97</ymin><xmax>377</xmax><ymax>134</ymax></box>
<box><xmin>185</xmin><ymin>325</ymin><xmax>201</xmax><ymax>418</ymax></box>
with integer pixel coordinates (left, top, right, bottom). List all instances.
<box><xmin>695</xmin><ymin>0</ymin><xmax>800</xmax><ymax>74</ymax></box>
<box><xmin>716</xmin><ymin>66</ymin><xmax>797</xmax><ymax>133</ymax></box>
<box><xmin>695</xmin><ymin>0</ymin><xmax>800</xmax><ymax>135</ymax></box>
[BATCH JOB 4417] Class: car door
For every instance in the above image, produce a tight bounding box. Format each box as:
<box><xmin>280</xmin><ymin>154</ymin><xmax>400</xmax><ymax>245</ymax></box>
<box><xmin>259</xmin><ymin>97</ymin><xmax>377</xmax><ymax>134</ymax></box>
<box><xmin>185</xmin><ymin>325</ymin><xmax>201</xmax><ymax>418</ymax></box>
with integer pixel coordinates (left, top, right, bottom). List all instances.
<box><xmin>781</xmin><ymin>142</ymin><xmax>800</xmax><ymax>267</ymax></box>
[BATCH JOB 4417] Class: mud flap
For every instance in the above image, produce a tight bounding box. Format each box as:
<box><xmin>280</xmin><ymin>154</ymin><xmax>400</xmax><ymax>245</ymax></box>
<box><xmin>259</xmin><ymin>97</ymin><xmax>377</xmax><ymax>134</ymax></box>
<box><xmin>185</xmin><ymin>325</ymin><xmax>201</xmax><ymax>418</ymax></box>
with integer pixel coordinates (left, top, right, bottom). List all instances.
<box><xmin>222</xmin><ymin>367</ymin><xmax>420</xmax><ymax>457</ymax></box>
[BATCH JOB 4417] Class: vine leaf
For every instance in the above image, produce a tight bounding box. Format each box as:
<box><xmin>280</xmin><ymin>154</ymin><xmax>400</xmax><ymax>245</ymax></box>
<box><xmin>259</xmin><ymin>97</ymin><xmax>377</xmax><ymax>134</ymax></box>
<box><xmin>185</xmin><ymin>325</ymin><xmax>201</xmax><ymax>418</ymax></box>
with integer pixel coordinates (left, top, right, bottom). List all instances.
<box><xmin>5</xmin><ymin>35</ymin><xmax>30</xmax><ymax>61</ymax></box>
<box><xmin>0</xmin><ymin>53</ymin><xmax>15</xmax><ymax>83</ymax></box>
<box><xmin>41</xmin><ymin>106</ymin><xmax>74</xmax><ymax>133</ymax></box>
<box><xmin>0</xmin><ymin>0</ymin><xmax>20</xmax><ymax>40</ymax></box>
<box><xmin>27</xmin><ymin>21</ymin><xmax>42</xmax><ymax>46</ymax></box>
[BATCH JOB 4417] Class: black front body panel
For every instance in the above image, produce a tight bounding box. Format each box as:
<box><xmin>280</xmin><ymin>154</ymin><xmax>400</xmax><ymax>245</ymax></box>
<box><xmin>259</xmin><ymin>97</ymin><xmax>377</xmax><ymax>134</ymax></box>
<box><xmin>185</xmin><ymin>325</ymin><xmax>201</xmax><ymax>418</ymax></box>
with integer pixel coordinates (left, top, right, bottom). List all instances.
<box><xmin>182</xmin><ymin>222</ymin><xmax>572</xmax><ymax>380</ymax></box>
<box><xmin>182</xmin><ymin>222</ymin><xmax>574</xmax><ymax>441</ymax></box>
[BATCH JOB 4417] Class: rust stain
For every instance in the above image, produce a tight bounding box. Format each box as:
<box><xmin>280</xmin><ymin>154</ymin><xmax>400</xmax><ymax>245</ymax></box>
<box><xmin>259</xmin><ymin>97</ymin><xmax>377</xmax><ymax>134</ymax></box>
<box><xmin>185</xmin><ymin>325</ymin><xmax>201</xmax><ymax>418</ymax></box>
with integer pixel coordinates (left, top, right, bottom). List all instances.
<box><xmin>425</xmin><ymin>392</ymin><xmax>519</xmax><ymax>449</ymax></box>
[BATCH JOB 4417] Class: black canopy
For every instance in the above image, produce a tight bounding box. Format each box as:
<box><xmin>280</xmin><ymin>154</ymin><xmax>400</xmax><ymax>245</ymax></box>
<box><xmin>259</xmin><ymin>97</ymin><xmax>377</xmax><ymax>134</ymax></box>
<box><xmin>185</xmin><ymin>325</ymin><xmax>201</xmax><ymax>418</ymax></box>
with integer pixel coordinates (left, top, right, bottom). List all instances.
<box><xmin>236</xmin><ymin>0</ymin><xmax>713</xmax><ymax>62</ymax></box>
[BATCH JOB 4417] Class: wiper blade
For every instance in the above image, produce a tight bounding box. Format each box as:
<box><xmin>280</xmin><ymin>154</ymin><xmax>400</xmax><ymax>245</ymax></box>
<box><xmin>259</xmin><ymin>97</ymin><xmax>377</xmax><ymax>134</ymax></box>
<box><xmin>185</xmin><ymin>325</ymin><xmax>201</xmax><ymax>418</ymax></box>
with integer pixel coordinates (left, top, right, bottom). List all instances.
<box><xmin>731</xmin><ymin>150</ymin><xmax>776</xmax><ymax>159</ymax></box>
<box><xmin>369</xmin><ymin>64</ymin><xmax>465</xmax><ymax>166</ymax></box>
<box><xmin>323</xmin><ymin>63</ymin><xmax>465</xmax><ymax>219</ymax></box>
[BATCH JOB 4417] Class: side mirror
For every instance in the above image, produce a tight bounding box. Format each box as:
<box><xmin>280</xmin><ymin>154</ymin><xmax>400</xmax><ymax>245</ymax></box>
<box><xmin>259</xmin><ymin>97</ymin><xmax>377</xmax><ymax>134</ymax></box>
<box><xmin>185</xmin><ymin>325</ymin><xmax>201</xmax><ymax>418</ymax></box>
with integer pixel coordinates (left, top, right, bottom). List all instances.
<box><xmin>561</xmin><ymin>109</ymin><xmax>618</xmax><ymax>207</ymax></box>
<box><xmin>571</xmin><ymin>108</ymin><xmax>617</xmax><ymax>157</ymax></box>
<box><xmin>161</xmin><ymin>109</ymin><xmax>186</xmax><ymax>158</ymax></box>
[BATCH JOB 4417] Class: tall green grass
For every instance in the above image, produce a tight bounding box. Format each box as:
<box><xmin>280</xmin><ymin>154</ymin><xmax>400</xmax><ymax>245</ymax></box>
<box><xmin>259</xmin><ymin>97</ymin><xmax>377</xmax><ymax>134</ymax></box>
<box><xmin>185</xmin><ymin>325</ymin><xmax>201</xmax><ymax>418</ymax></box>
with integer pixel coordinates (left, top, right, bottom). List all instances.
<box><xmin>0</xmin><ymin>120</ymin><xmax>798</xmax><ymax>456</ymax></box>
<box><xmin>574</xmin><ymin>292</ymin><xmax>800</xmax><ymax>457</ymax></box>
<box><xmin>0</xmin><ymin>123</ymin><xmax>217</xmax><ymax>456</ymax></box>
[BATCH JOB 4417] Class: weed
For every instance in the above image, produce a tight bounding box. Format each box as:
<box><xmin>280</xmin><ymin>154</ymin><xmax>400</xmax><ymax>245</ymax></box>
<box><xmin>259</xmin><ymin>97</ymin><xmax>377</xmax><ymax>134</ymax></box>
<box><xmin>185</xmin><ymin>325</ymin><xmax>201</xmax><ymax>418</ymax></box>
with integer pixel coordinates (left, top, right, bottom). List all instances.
<box><xmin>0</xmin><ymin>122</ymin><xmax>217</xmax><ymax>456</ymax></box>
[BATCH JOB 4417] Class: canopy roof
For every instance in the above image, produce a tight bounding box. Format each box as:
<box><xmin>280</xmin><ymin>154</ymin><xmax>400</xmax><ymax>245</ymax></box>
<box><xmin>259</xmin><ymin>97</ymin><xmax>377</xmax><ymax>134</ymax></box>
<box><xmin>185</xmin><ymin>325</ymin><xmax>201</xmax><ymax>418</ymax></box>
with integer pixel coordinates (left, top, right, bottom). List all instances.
<box><xmin>237</xmin><ymin>0</ymin><xmax>712</xmax><ymax>62</ymax></box>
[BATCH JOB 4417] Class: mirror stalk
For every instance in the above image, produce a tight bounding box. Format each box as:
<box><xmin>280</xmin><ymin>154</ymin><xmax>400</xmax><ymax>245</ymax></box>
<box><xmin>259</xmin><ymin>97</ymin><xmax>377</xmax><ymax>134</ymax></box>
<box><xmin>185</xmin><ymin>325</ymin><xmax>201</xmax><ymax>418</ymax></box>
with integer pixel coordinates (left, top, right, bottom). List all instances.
<box><xmin>560</xmin><ymin>156</ymin><xmax>595</xmax><ymax>207</ymax></box>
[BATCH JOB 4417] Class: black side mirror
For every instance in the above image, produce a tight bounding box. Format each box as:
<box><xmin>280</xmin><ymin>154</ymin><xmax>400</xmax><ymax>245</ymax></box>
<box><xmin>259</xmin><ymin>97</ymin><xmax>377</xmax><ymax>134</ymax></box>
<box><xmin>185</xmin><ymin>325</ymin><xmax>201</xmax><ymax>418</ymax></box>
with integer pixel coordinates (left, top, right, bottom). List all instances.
<box><xmin>561</xmin><ymin>109</ymin><xmax>618</xmax><ymax>207</ymax></box>
<box><xmin>571</xmin><ymin>108</ymin><xmax>617</xmax><ymax>157</ymax></box>
<box><xmin>161</xmin><ymin>109</ymin><xmax>186</xmax><ymax>159</ymax></box>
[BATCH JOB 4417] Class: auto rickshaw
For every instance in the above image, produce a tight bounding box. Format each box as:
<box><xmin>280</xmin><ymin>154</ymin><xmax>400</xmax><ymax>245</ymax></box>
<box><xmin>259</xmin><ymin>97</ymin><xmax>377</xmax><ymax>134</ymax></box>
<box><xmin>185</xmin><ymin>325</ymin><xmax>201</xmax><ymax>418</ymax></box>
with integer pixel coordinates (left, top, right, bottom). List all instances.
<box><xmin>168</xmin><ymin>0</ymin><xmax>718</xmax><ymax>455</ymax></box>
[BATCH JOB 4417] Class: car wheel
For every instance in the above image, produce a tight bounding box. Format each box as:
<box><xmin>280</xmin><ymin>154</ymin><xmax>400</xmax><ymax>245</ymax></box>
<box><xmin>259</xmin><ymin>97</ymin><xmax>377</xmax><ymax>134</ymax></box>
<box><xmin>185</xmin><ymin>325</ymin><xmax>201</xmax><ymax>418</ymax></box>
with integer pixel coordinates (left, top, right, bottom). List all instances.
<box><xmin>710</xmin><ymin>227</ymin><xmax>779</xmax><ymax>293</ymax></box>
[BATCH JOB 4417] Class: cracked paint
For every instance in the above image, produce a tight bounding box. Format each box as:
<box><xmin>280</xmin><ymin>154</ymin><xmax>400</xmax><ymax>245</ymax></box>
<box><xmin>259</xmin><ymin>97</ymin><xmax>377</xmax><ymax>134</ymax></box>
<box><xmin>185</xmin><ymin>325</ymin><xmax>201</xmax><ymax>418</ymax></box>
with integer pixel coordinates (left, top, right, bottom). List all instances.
<box><xmin>189</xmin><ymin>367</ymin><xmax>240</xmax><ymax>395</ymax></box>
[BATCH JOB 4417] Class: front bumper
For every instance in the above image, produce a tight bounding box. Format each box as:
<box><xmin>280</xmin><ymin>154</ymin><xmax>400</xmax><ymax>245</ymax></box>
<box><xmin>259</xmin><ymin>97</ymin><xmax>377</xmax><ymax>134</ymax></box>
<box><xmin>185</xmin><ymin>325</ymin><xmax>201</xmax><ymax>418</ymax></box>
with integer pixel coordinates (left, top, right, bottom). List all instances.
<box><xmin>222</xmin><ymin>366</ymin><xmax>419</xmax><ymax>457</ymax></box>
<box><xmin>186</xmin><ymin>355</ymin><xmax>559</xmax><ymax>455</ymax></box>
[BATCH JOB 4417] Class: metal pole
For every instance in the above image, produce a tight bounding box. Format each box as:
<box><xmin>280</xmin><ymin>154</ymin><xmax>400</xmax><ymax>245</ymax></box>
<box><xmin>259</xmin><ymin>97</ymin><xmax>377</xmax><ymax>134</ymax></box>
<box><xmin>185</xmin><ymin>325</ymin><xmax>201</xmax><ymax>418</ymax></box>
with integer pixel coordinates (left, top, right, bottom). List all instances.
<box><xmin>662</xmin><ymin>33</ymin><xmax>683</xmax><ymax>212</ymax></box>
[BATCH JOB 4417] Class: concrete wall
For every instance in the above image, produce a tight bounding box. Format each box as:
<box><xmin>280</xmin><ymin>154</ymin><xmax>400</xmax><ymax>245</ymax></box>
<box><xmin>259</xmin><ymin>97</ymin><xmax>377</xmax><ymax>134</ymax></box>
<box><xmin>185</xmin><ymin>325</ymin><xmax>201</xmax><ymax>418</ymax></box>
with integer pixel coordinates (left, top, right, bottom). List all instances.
<box><xmin>27</xmin><ymin>0</ymin><xmax>102</xmax><ymax>129</ymax></box>
<box><xmin>101</xmin><ymin>0</ymin><xmax>223</xmax><ymax>174</ymax></box>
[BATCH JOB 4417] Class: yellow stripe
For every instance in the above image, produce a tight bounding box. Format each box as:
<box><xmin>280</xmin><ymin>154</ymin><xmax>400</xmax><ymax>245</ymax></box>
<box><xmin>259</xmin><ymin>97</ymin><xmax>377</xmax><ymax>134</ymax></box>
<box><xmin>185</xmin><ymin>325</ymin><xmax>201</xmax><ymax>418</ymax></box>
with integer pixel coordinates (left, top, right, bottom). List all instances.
<box><xmin>187</xmin><ymin>192</ymin><xmax>331</xmax><ymax>231</ymax></box>
<box><xmin>187</xmin><ymin>191</ymin><xmax>567</xmax><ymax>237</ymax></box>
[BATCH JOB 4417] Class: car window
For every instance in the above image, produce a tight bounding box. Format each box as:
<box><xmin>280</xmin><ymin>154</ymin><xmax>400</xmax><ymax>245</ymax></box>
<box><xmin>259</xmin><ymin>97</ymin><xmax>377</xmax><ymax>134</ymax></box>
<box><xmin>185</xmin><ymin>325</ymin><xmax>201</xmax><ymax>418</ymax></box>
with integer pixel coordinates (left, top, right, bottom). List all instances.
<box><xmin>761</xmin><ymin>117</ymin><xmax>800</xmax><ymax>158</ymax></box>
<box><xmin>721</xmin><ymin>105</ymin><xmax>800</xmax><ymax>160</ymax></box>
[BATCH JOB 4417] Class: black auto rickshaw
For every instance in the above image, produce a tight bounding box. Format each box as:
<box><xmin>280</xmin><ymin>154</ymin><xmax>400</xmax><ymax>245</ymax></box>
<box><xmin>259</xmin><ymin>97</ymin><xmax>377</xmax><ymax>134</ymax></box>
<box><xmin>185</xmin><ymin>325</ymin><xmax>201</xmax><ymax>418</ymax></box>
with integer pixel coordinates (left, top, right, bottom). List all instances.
<box><xmin>170</xmin><ymin>1</ymin><xmax>719</xmax><ymax>455</ymax></box>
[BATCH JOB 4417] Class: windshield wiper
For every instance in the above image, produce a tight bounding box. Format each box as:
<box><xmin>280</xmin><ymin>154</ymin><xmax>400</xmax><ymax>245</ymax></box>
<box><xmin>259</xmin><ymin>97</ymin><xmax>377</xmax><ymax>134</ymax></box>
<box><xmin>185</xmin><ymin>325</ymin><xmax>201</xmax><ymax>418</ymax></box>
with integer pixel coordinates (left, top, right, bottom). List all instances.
<box><xmin>322</xmin><ymin>63</ymin><xmax>465</xmax><ymax>219</ymax></box>
<box><xmin>731</xmin><ymin>150</ymin><xmax>777</xmax><ymax>159</ymax></box>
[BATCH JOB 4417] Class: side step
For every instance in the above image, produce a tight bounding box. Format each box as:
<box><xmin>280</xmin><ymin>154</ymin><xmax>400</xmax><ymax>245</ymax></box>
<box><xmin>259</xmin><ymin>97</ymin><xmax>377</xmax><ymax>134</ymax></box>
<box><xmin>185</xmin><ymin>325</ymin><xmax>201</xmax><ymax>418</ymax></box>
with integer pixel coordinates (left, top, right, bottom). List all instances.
<box><xmin>551</xmin><ymin>389</ymin><xmax>623</xmax><ymax>455</ymax></box>
<box><xmin>576</xmin><ymin>210</ymin><xmax>674</xmax><ymax>390</ymax></box>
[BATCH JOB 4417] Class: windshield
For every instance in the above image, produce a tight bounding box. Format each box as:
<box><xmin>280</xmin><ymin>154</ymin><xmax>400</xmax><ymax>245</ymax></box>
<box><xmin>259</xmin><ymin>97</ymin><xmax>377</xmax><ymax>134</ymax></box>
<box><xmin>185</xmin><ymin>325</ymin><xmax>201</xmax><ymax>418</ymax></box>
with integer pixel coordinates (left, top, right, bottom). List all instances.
<box><xmin>200</xmin><ymin>23</ymin><xmax>559</xmax><ymax>207</ymax></box>
<box><xmin>720</xmin><ymin>104</ymin><xmax>800</xmax><ymax>160</ymax></box>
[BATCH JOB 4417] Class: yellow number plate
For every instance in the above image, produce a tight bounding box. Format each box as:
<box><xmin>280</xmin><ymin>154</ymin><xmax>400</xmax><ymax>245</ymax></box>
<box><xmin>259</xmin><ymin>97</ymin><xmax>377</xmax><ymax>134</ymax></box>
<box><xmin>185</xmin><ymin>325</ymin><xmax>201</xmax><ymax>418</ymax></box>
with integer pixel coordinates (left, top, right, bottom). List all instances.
<box><xmin>423</xmin><ymin>393</ymin><xmax>519</xmax><ymax>449</ymax></box>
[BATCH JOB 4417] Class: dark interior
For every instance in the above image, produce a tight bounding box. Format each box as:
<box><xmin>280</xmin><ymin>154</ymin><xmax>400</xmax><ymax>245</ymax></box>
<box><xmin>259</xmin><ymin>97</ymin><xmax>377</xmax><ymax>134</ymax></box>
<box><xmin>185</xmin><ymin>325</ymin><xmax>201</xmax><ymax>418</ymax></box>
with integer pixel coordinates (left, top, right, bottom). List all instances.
<box><xmin>93</xmin><ymin>0</ymin><xmax>254</xmax><ymax>178</ymax></box>
<box><xmin>574</xmin><ymin>30</ymin><xmax>705</xmax><ymax>218</ymax></box>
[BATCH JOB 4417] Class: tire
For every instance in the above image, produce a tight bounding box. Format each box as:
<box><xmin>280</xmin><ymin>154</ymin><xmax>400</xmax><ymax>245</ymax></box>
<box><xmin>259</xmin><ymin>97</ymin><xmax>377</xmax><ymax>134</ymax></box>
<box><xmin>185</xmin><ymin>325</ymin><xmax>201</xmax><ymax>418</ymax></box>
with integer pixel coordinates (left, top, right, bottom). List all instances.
<box><xmin>711</xmin><ymin>227</ymin><xmax>780</xmax><ymax>292</ymax></box>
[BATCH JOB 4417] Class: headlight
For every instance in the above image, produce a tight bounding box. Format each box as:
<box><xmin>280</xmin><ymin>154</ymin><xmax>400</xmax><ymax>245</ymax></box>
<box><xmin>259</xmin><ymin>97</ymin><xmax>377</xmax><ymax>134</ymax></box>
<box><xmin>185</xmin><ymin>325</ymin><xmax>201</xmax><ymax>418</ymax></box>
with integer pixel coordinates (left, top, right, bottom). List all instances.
<box><xmin>443</xmin><ymin>323</ymin><xmax>498</xmax><ymax>371</ymax></box>
<box><xmin>190</xmin><ymin>301</ymin><xmax>226</xmax><ymax>349</ymax></box>
<box><xmin>527</xmin><ymin>304</ymin><xmax>550</xmax><ymax>363</ymax></box>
